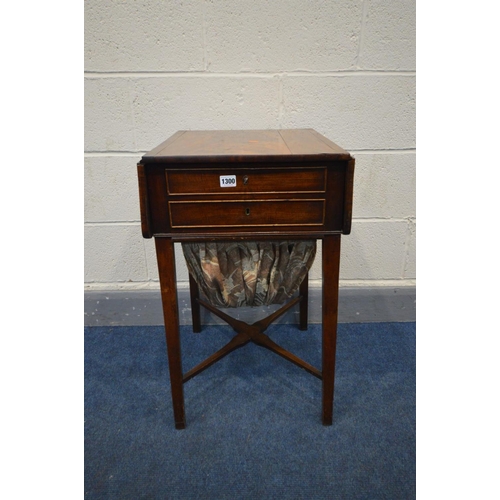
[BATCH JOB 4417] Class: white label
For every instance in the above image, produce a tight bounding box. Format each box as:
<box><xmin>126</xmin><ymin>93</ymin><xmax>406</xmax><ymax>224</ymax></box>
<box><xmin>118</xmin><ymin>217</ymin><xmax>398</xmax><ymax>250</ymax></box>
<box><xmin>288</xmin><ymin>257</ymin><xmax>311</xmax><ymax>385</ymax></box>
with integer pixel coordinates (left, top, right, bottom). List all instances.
<box><xmin>220</xmin><ymin>175</ymin><xmax>237</xmax><ymax>187</ymax></box>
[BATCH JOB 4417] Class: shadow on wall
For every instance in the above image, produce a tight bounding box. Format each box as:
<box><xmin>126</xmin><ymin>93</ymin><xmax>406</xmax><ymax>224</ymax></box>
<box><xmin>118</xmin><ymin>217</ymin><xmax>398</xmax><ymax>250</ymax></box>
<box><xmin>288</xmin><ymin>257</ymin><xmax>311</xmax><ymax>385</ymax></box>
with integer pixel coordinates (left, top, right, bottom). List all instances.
<box><xmin>337</xmin><ymin>225</ymin><xmax>415</xmax><ymax>323</ymax></box>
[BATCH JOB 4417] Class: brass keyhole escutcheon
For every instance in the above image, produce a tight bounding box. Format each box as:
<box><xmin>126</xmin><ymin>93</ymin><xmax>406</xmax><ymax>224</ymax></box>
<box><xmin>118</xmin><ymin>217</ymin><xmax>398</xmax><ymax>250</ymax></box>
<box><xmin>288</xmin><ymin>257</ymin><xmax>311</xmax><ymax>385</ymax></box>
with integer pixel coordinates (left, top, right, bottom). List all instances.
<box><xmin>243</xmin><ymin>175</ymin><xmax>249</xmax><ymax>185</ymax></box>
<box><xmin>245</xmin><ymin>208</ymin><xmax>250</xmax><ymax>216</ymax></box>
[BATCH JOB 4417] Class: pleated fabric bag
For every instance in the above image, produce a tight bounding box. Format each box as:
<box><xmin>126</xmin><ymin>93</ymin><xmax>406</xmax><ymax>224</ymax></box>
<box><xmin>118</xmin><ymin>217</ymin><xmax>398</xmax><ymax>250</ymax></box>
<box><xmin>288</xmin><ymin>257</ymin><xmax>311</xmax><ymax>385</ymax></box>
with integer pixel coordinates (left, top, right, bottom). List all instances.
<box><xmin>182</xmin><ymin>240</ymin><xmax>316</xmax><ymax>308</ymax></box>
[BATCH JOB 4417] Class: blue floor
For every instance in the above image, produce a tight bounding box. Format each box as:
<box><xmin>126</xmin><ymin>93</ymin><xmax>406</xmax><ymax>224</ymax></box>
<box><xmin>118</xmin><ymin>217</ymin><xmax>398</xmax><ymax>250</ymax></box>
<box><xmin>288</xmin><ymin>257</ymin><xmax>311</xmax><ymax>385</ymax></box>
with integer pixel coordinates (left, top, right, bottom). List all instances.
<box><xmin>85</xmin><ymin>322</ymin><xmax>415</xmax><ymax>499</ymax></box>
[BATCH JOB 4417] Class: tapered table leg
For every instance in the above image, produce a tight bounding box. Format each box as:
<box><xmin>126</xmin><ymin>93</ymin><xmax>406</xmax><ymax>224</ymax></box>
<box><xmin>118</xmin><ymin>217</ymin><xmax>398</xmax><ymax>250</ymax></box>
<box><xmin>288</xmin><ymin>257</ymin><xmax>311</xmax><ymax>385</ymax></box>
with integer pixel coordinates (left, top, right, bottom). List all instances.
<box><xmin>322</xmin><ymin>235</ymin><xmax>341</xmax><ymax>426</ymax></box>
<box><xmin>299</xmin><ymin>271</ymin><xmax>309</xmax><ymax>331</ymax></box>
<box><xmin>188</xmin><ymin>273</ymin><xmax>202</xmax><ymax>333</ymax></box>
<box><xmin>155</xmin><ymin>237</ymin><xmax>186</xmax><ymax>429</ymax></box>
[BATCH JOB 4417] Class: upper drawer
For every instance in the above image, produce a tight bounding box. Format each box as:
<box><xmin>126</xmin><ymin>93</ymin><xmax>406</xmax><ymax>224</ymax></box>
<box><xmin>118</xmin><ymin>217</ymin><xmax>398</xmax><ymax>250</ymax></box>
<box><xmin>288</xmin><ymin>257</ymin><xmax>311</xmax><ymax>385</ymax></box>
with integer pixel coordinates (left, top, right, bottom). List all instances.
<box><xmin>165</xmin><ymin>167</ymin><xmax>326</xmax><ymax>195</ymax></box>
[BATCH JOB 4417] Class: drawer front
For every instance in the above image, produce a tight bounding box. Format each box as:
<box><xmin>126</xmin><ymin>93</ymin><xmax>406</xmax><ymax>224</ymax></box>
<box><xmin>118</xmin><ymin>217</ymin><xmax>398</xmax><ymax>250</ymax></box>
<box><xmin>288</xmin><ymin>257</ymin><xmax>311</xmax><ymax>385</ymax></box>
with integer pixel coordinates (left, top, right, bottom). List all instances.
<box><xmin>169</xmin><ymin>199</ymin><xmax>325</xmax><ymax>228</ymax></box>
<box><xmin>166</xmin><ymin>167</ymin><xmax>326</xmax><ymax>195</ymax></box>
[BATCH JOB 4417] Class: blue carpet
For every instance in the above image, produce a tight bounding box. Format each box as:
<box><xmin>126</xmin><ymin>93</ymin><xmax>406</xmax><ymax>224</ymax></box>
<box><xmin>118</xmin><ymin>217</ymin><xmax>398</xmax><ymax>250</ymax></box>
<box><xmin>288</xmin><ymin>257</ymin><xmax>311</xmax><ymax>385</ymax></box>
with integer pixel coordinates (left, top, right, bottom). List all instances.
<box><xmin>85</xmin><ymin>322</ymin><xmax>415</xmax><ymax>499</ymax></box>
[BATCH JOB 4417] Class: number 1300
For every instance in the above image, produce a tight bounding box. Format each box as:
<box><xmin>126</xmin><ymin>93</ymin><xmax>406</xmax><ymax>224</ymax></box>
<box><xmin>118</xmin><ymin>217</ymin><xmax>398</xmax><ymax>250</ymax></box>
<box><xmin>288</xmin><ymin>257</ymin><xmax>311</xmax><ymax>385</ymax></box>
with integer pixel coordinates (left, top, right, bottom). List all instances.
<box><xmin>220</xmin><ymin>175</ymin><xmax>237</xmax><ymax>187</ymax></box>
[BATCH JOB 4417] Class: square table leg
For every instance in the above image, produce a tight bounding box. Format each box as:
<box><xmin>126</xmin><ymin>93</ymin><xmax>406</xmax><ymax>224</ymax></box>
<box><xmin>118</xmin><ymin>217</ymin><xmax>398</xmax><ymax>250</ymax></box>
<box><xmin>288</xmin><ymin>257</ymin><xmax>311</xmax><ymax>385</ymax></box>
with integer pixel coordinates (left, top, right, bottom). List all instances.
<box><xmin>322</xmin><ymin>234</ymin><xmax>341</xmax><ymax>425</ymax></box>
<box><xmin>188</xmin><ymin>273</ymin><xmax>202</xmax><ymax>333</ymax></box>
<box><xmin>155</xmin><ymin>237</ymin><xmax>186</xmax><ymax>429</ymax></box>
<box><xmin>299</xmin><ymin>271</ymin><xmax>309</xmax><ymax>331</ymax></box>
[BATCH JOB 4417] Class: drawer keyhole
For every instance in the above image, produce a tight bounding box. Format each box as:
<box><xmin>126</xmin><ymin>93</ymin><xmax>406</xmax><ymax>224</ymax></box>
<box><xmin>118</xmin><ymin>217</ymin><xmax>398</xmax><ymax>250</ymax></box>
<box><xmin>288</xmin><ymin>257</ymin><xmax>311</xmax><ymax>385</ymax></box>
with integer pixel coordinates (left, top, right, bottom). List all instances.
<box><xmin>243</xmin><ymin>175</ymin><xmax>249</xmax><ymax>185</ymax></box>
<box><xmin>245</xmin><ymin>208</ymin><xmax>250</xmax><ymax>216</ymax></box>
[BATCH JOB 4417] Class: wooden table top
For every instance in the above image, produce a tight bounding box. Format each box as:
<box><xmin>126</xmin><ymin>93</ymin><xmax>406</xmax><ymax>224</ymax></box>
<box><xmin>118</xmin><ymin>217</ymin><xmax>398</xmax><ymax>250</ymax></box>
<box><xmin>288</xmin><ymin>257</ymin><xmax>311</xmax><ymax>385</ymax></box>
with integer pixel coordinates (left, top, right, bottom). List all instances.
<box><xmin>141</xmin><ymin>129</ymin><xmax>351</xmax><ymax>163</ymax></box>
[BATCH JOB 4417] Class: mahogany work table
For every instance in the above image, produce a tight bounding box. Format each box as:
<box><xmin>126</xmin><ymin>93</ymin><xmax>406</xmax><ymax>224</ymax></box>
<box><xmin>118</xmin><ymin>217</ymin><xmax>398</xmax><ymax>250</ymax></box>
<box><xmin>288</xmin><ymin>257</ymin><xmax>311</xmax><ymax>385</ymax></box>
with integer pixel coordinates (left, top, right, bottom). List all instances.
<box><xmin>137</xmin><ymin>129</ymin><xmax>354</xmax><ymax>429</ymax></box>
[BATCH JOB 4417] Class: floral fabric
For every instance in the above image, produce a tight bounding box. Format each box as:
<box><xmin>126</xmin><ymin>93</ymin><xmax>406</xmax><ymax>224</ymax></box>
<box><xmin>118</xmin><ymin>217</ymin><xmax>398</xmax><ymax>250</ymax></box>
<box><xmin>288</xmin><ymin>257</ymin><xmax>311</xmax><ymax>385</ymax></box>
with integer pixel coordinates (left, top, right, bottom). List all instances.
<box><xmin>181</xmin><ymin>240</ymin><xmax>316</xmax><ymax>308</ymax></box>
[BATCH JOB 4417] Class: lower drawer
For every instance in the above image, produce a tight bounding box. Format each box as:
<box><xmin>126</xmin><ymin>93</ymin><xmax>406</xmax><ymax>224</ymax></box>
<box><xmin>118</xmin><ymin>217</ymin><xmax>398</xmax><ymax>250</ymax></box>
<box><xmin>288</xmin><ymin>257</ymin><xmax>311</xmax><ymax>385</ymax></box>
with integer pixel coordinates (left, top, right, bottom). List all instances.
<box><xmin>169</xmin><ymin>199</ymin><xmax>325</xmax><ymax>228</ymax></box>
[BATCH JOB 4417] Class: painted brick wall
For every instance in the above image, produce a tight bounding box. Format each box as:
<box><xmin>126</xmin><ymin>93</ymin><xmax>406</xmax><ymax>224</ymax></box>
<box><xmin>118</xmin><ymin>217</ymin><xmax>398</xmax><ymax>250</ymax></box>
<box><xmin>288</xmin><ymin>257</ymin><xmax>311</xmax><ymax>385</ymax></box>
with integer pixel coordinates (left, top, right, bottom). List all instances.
<box><xmin>84</xmin><ymin>0</ymin><xmax>416</xmax><ymax>292</ymax></box>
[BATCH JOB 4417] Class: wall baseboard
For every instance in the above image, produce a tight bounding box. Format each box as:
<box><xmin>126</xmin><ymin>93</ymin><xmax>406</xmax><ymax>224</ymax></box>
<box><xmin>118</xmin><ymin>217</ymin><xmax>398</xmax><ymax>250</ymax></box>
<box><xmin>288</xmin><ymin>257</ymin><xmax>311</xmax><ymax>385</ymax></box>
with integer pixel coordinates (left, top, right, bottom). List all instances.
<box><xmin>84</xmin><ymin>286</ymin><xmax>415</xmax><ymax>326</ymax></box>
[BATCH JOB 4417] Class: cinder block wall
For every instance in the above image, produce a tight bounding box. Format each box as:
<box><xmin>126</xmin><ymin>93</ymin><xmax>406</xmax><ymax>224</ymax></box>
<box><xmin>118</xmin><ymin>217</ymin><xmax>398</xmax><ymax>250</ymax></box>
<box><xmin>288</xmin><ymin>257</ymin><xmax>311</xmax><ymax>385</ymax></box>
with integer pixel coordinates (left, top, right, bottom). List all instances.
<box><xmin>84</xmin><ymin>0</ymin><xmax>415</xmax><ymax>295</ymax></box>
